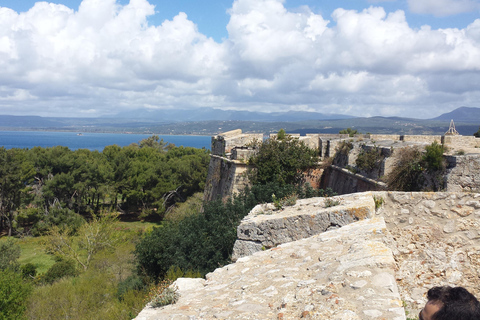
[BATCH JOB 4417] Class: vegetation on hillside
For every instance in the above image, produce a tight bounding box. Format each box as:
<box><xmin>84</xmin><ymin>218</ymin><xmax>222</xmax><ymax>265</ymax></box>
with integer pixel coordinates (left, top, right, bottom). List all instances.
<box><xmin>0</xmin><ymin>137</ymin><xmax>209</xmax><ymax>237</ymax></box>
<box><xmin>0</xmin><ymin>136</ymin><xmax>210</xmax><ymax>319</ymax></box>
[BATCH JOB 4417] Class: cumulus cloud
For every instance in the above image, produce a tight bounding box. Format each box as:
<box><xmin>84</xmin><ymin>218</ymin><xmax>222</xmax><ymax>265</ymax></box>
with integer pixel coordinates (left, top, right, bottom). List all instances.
<box><xmin>0</xmin><ymin>0</ymin><xmax>479</xmax><ymax>118</ymax></box>
<box><xmin>407</xmin><ymin>0</ymin><xmax>480</xmax><ymax>17</ymax></box>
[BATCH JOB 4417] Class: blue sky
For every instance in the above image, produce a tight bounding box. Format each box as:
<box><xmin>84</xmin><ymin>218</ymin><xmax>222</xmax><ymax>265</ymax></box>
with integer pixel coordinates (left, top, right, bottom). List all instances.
<box><xmin>0</xmin><ymin>0</ymin><xmax>479</xmax><ymax>118</ymax></box>
<box><xmin>3</xmin><ymin>0</ymin><xmax>479</xmax><ymax>41</ymax></box>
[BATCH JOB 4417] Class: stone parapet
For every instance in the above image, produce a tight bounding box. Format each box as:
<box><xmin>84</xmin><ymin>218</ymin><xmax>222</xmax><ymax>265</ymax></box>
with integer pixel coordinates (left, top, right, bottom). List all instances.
<box><xmin>401</xmin><ymin>135</ymin><xmax>442</xmax><ymax>144</ymax></box>
<box><xmin>232</xmin><ymin>193</ymin><xmax>375</xmax><ymax>260</ymax></box>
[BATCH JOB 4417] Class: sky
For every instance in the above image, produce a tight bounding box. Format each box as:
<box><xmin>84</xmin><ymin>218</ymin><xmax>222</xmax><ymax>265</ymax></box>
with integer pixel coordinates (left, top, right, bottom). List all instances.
<box><xmin>0</xmin><ymin>0</ymin><xmax>479</xmax><ymax>119</ymax></box>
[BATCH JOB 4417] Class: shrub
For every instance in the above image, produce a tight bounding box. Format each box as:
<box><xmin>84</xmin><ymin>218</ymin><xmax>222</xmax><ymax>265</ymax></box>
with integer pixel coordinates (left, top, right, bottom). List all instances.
<box><xmin>386</xmin><ymin>142</ymin><xmax>446</xmax><ymax>192</ymax></box>
<box><xmin>373</xmin><ymin>195</ymin><xmax>384</xmax><ymax>210</ymax></box>
<box><xmin>117</xmin><ymin>274</ymin><xmax>144</xmax><ymax>300</ymax></box>
<box><xmin>0</xmin><ymin>238</ymin><xmax>20</xmax><ymax>271</ymax></box>
<box><xmin>339</xmin><ymin>128</ymin><xmax>358</xmax><ymax>137</ymax></box>
<box><xmin>423</xmin><ymin>141</ymin><xmax>445</xmax><ymax>171</ymax></box>
<box><xmin>386</xmin><ymin>147</ymin><xmax>424</xmax><ymax>191</ymax></box>
<box><xmin>325</xmin><ymin>197</ymin><xmax>341</xmax><ymax>208</ymax></box>
<box><xmin>41</xmin><ymin>259</ymin><xmax>78</xmax><ymax>284</ymax></box>
<box><xmin>27</xmin><ymin>269</ymin><xmax>145</xmax><ymax>320</ymax></box>
<box><xmin>0</xmin><ymin>269</ymin><xmax>32</xmax><ymax>320</ymax></box>
<box><xmin>356</xmin><ymin>146</ymin><xmax>384</xmax><ymax>172</ymax></box>
<box><xmin>30</xmin><ymin>205</ymin><xmax>85</xmax><ymax>236</ymax></box>
<box><xmin>248</xmin><ymin>135</ymin><xmax>317</xmax><ymax>186</ymax></box>
<box><xmin>145</xmin><ymin>280</ymin><xmax>179</xmax><ymax>308</ymax></box>
<box><xmin>21</xmin><ymin>263</ymin><xmax>37</xmax><ymax>279</ymax></box>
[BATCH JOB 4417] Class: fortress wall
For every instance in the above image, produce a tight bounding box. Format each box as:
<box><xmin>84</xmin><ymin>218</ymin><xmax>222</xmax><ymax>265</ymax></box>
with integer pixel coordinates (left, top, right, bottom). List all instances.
<box><xmin>231</xmin><ymin>147</ymin><xmax>257</xmax><ymax>162</ymax></box>
<box><xmin>370</xmin><ymin>134</ymin><xmax>401</xmax><ymax>141</ymax></box>
<box><xmin>401</xmin><ymin>135</ymin><xmax>442</xmax><ymax>144</ymax></box>
<box><xmin>443</xmin><ymin>135</ymin><xmax>477</xmax><ymax>149</ymax></box>
<box><xmin>300</xmin><ymin>135</ymin><xmax>319</xmax><ymax>150</ymax></box>
<box><xmin>211</xmin><ymin>136</ymin><xmax>226</xmax><ymax>156</ymax></box>
<box><xmin>377</xmin><ymin>191</ymin><xmax>480</xmax><ymax>312</ymax></box>
<box><xmin>212</xmin><ymin>130</ymin><xmax>262</xmax><ymax>155</ymax></box>
<box><xmin>203</xmin><ymin>156</ymin><xmax>252</xmax><ymax>202</ymax></box>
<box><xmin>445</xmin><ymin>154</ymin><xmax>480</xmax><ymax>192</ymax></box>
<box><xmin>228</xmin><ymin>191</ymin><xmax>480</xmax><ymax>317</ymax></box>
<box><xmin>321</xmin><ymin>165</ymin><xmax>386</xmax><ymax>195</ymax></box>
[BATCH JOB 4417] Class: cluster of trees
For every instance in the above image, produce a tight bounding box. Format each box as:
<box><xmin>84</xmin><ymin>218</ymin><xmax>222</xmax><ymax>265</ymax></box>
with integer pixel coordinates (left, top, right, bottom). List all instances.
<box><xmin>0</xmin><ymin>135</ymin><xmax>210</xmax><ymax>319</ymax></box>
<box><xmin>0</xmin><ymin>136</ymin><xmax>210</xmax><ymax>236</ymax></box>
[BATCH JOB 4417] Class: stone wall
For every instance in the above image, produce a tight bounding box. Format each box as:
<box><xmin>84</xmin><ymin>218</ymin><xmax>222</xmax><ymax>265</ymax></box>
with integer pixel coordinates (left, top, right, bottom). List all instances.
<box><xmin>445</xmin><ymin>154</ymin><xmax>480</xmax><ymax>192</ymax></box>
<box><xmin>203</xmin><ymin>156</ymin><xmax>252</xmax><ymax>202</ymax></box>
<box><xmin>212</xmin><ymin>129</ymin><xmax>262</xmax><ymax>155</ymax></box>
<box><xmin>320</xmin><ymin>165</ymin><xmax>386</xmax><ymax>195</ymax></box>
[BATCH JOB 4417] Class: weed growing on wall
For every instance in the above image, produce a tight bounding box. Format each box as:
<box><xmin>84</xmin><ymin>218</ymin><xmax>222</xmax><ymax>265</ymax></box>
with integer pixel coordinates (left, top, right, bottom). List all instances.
<box><xmin>386</xmin><ymin>142</ymin><xmax>446</xmax><ymax>191</ymax></box>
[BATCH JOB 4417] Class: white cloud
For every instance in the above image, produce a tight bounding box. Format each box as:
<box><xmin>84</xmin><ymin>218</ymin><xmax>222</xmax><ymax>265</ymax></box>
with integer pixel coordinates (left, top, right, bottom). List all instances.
<box><xmin>407</xmin><ymin>0</ymin><xmax>480</xmax><ymax>17</ymax></box>
<box><xmin>0</xmin><ymin>0</ymin><xmax>479</xmax><ymax>118</ymax></box>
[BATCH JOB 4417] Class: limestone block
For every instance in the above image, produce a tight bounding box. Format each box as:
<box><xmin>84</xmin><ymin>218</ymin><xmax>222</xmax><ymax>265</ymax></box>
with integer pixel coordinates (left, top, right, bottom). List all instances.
<box><xmin>233</xmin><ymin>194</ymin><xmax>375</xmax><ymax>259</ymax></box>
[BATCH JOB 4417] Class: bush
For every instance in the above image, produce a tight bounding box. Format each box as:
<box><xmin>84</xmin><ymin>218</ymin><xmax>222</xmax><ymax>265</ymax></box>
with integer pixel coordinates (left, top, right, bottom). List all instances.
<box><xmin>339</xmin><ymin>128</ymin><xmax>358</xmax><ymax>137</ymax></box>
<box><xmin>423</xmin><ymin>141</ymin><xmax>445</xmax><ymax>171</ymax></box>
<box><xmin>386</xmin><ymin>142</ymin><xmax>446</xmax><ymax>191</ymax></box>
<box><xmin>0</xmin><ymin>238</ymin><xmax>20</xmax><ymax>271</ymax></box>
<box><xmin>27</xmin><ymin>270</ymin><xmax>145</xmax><ymax>320</ymax></box>
<box><xmin>248</xmin><ymin>135</ymin><xmax>317</xmax><ymax>186</ymax></box>
<box><xmin>31</xmin><ymin>206</ymin><xmax>85</xmax><ymax>236</ymax></box>
<box><xmin>117</xmin><ymin>274</ymin><xmax>144</xmax><ymax>300</ymax></box>
<box><xmin>0</xmin><ymin>269</ymin><xmax>32</xmax><ymax>320</ymax></box>
<box><xmin>386</xmin><ymin>147</ymin><xmax>424</xmax><ymax>191</ymax></box>
<box><xmin>356</xmin><ymin>146</ymin><xmax>384</xmax><ymax>172</ymax></box>
<box><xmin>41</xmin><ymin>259</ymin><xmax>78</xmax><ymax>284</ymax></box>
<box><xmin>145</xmin><ymin>279</ymin><xmax>179</xmax><ymax>308</ymax></box>
<box><xmin>21</xmin><ymin>263</ymin><xmax>37</xmax><ymax>279</ymax></box>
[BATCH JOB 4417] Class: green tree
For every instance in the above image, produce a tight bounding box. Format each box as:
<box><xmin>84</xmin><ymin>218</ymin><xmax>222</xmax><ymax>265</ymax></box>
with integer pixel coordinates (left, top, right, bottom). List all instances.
<box><xmin>0</xmin><ymin>269</ymin><xmax>32</xmax><ymax>320</ymax></box>
<box><xmin>0</xmin><ymin>238</ymin><xmax>20</xmax><ymax>271</ymax></box>
<box><xmin>423</xmin><ymin>141</ymin><xmax>445</xmax><ymax>171</ymax></box>
<box><xmin>474</xmin><ymin>127</ymin><xmax>480</xmax><ymax>138</ymax></box>
<box><xmin>339</xmin><ymin>128</ymin><xmax>358</xmax><ymax>137</ymax></box>
<box><xmin>44</xmin><ymin>214</ymin><xmax>121</xmax><ymax>271</ymax></box>
<box><xmin>0</xmin><ymin>148</ymin><xmax>35</xmax><ymax>236</ymax></box>
<box><xmin>277</xmin><ymin>129</ymin><xmax>287</xmax><ymax>140</ymax></box>
<box><xmin>248</xmin><ymin>135</ymin><xmax>317</xmax><ymax>186</ymax></box>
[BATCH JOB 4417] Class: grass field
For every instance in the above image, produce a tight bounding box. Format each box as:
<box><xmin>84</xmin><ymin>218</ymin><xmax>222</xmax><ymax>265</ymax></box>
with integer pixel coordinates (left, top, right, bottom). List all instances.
<box><xmin>1</xmin><ymin>220</ymin><xmax>160</xmax><ymax>275</ymax></box>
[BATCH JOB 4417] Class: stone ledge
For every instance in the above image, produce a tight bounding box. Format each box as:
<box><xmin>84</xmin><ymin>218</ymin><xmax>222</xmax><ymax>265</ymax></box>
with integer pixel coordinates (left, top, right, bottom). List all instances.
<box><xmin>232</xmin><ymin>193</ymin><xmax>375</xmax><ymax>261</ymax></box>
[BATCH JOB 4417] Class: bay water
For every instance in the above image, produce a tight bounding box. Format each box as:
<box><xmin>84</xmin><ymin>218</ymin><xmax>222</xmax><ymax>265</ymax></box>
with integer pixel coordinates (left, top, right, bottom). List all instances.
<box><xmin>0</xmin><ymin>131</ymin><xmax>211</xmax><ymax>151</ymax></box>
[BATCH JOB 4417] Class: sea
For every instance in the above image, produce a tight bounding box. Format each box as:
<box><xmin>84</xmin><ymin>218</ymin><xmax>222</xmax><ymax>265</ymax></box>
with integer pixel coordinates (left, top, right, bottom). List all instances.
<box><xmin>0</xmin><ymin>131</ymin><xmax>211</xmax><ymax>151</ymax></box>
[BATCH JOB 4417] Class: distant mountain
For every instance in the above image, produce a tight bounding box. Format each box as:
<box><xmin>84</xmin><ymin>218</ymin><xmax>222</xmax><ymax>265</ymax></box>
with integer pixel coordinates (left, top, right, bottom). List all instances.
<box><xmin>432</xmin><ymin>107</ymin><xmax>480</xmax><ymax>123</ymax></box>
<box><xmin>0</xmin><ymin>115</ymin><xmax>66</xmax><ymax>128</ymax></box>
<box><xmin>113</xmin><ymin>107</ymin><xmax>354</xmax><ymax>122</ymax></box>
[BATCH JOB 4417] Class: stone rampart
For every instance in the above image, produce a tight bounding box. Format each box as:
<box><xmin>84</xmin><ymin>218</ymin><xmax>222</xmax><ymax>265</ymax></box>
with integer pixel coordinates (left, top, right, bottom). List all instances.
<box><xmin>232</xmin><ymin>192</ymin><xmax>375</xmax><ymax>261</ymax></box>
<box><xmin>400</xmin><ymin>135</ymin><xmax>442</xmax><ymax>144</ymax></box>
<box><xmin>443</xmin><ymin>135</ymin><xmax>478</xmax><ymax>150</ymax></box>
<box><xmin>212</xmin><ymin>129</ymin><xmax>262</xmax><ymax>155</ymax></box>
<box><xmin>445</xmin><ymin>154</ymin><xmax>480</xmax><ymax>192</ymax></box>
<box><xmin>203</xmin><ymin>156</ymin><xmax>252</xmax><ymax>202</ymax></box>
<box><xmin>321</xmin><ymin>165</ymin><xmax>387</xmax><ymax>195</ymax></box>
